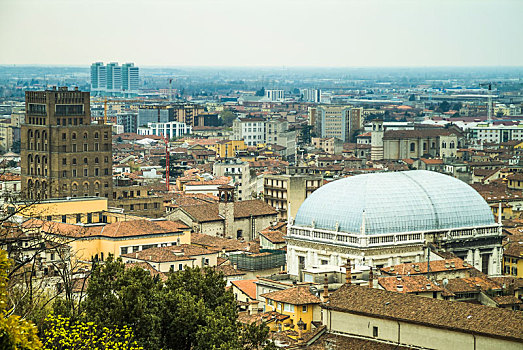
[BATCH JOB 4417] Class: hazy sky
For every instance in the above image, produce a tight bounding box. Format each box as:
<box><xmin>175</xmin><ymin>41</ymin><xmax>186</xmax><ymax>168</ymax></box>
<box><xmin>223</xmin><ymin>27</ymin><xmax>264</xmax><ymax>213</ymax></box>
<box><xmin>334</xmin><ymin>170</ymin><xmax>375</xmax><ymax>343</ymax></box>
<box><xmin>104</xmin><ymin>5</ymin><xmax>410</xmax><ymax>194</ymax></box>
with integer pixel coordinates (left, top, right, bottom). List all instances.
<box><xmin>1</xmin><ymin>0</ymin><xmax>522</xmax><ymax>67</ymax></box>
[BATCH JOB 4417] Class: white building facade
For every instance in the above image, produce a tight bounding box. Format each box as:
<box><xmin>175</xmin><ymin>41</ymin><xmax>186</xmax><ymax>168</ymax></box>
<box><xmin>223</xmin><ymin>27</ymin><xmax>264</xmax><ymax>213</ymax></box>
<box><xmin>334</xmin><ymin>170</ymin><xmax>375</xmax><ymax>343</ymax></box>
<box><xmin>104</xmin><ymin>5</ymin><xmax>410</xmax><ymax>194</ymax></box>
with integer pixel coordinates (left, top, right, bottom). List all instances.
<box><xmin>137</xmin><ymin>121</ymin><xmax>192</xmax><ymax>139</ymax></box>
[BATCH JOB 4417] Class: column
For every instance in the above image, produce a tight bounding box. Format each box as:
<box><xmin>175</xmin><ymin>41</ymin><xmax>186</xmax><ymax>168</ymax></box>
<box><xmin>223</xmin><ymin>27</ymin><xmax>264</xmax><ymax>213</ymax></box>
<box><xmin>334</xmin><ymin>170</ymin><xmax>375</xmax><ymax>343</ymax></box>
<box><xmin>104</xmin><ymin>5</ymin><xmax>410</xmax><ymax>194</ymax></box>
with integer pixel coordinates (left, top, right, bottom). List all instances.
<box><xmin>466</xmin><ymin>250</ymin><xmax>473</xmax><ymax>265</ymax></box>
<box><xmin>474</xmin><ymin>249</ymin><xmax>481</xmax><ymax>270</ymax></box>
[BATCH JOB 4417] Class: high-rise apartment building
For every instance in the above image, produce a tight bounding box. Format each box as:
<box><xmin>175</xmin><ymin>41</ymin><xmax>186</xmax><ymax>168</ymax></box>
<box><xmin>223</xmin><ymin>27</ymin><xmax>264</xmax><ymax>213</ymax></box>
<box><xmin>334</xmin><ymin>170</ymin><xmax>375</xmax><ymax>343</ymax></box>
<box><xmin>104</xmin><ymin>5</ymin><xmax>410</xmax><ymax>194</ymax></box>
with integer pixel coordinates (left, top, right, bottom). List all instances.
<box><xmin>310</xmin><ymin>106</ymin><xmax>364</xmax><ymax>143</ymax></box>
<box><xmin>265</xmin><ymin>89</ymin><xmax>285</xmax><ymax>102</ymax></box>
<box><xmin>90</xmin><ymin>62</ymin><xmax>139</xmax><ymax>97</ymax></box>
<box><xmin>21</xmin><ymin>88</ymin><xmax>113</xmax><ymax>199</ymax></box>
<box><xmin>300</xmin><ymin>88</ymin><xmax>321</xmax><ymax>103</ymax></box>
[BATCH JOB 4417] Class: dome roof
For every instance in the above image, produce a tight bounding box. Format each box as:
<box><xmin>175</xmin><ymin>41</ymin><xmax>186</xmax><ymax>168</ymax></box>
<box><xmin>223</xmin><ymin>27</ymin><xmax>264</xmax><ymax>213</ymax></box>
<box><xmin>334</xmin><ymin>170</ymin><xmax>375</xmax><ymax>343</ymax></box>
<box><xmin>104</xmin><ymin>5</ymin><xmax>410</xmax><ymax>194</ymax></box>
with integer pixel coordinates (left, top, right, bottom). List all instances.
<box><xmin>294</xmin><ymin>170</ymin><xmax>495</xmax><ymax>235</ymax></box>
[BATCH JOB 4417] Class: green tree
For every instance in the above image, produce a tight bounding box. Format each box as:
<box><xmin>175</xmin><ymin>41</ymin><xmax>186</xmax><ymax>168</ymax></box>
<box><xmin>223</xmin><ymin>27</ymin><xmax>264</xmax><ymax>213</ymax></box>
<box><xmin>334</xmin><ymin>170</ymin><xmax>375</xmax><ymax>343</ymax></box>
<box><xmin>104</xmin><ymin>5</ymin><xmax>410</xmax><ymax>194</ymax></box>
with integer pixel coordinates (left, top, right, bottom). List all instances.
<box><xmin>255</xmin><ymin>87</ymin><xmax>265</xmax><ymax>97</ymax></box>
<box><xmin>10</xmin><ymin>141</ymin><xmax>20</xmax><ymax>154</ymax></box>
<box><xmin>0</xmin><ymin>250</ymin><xmax>42</xmax><ymax>349</ymax></box>
<box><xmin>219</xmin><ymin>110</ymin><xmax>237</xmax><ymax>127</ymax></box>
<box><xmin>438</xmin><ymin>101</ymin><xmax>450</xmax><ymax>113</ymax></box>
<box><xmin>300</xmin><ymin>125</ymin><xmax>314</xmax><ymax>145</ymax></box>
<box><xmin>83</xmin><ymin>256</ymin><xmax>161</xmax><ymax>349</ymax></box>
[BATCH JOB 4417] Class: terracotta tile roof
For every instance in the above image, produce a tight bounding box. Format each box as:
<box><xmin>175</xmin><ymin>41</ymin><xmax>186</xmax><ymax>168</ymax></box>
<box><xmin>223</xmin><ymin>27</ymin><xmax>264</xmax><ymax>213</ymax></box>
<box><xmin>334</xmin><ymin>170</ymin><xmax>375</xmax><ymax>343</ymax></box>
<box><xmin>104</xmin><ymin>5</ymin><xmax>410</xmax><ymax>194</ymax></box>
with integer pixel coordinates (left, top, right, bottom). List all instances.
<box><xmin>261</xmin><ymin>286</ymin><xmax>321</xmax><ymax>305</ymax></box>
<box><xmin>381</xmin><ymin>258</ymin><xmax>472</xmax><ymax>276</ymax></box>
<box><xmin>327</xmin><ymin>285</ymin><xmax>523</xmax><ymax>342</ymax></box>
<box><xmin>383</xmin><ymin>129</ymin><xmax>457</xmax><ymax>139</ymax></box>
<box><xmin>440</xmin><ymin>276</ymin><xmax>502</xmax><ymax>294</ymax></box>
<box><xmin>492</xmin><ymin>295</ymin><xmax>522</xmax><ymax>306</ymax></box>
<box><xmin>503</xmin><ymin>238</ymin><xmax>523</xmax><ymax>258</ymax></box>
<box><xmin>378</xmin><ymin>275</ymin><xmax>444</xmax><ymax>293</ymax></box>
<box><xmin>490</xmin><ymin>276</ymin><xmax>523</xmax><ymax>289</ymax></box>
<box><xmin>180</xmin><ymin>200</ymin><xmax>277</xmax><ymax>223</ymax></box>
<box><xmin>125</xmin><ymin>261</ymin><xmax>167</xmax><ymax>281</ymax></box>
<box><xmin>27</xmin><ymin>219</ymin><xmax>189</xmax><ymax>239</ymax></box>
<box><xmin>420</xmin><ymin>158</ymin><xmax>443</xmax><ymax>165</ymax></box>
<box><xmin>213</xmin><ymin>264</ymin><xmax>245</xmax><ymax>277</ymax></box>
<box><xmin>122</xmin><ymin>244</ymin><xmax>218</xmax><ymax>263</ymax></box>
<box><xmin>191</xmin><ymin>233</ymin><xmax>260</xmax><ymax>253</ymax></box>
<box><xmin>0</xmin><ymin>174</ymin><xmax>21</xmax><ymax>181</ymax></box>
<box><xmin>231</xmin><ymin>279</ymin><xmax>258</xmax><ymax>300</ymax></box>
<box><xmin>259</xmin><ymin>230</ymin><xmax>285</xmax><ymax>244</ymax></box>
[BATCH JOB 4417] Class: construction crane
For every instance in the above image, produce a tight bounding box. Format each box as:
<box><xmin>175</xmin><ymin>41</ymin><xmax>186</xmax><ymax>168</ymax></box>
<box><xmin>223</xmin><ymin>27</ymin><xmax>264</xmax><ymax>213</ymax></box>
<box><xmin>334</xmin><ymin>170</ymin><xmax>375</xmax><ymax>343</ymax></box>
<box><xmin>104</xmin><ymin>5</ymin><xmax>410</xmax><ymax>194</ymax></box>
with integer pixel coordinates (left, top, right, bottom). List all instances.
<box><xmin>162</xmin><ymin>135</ymin><xmax>170</xmax><ymax>192</ymax></box>
<box><xmin>479</xmin><ymin>82</ymin><xmax>498</xmax><ymax>124</ymax></box>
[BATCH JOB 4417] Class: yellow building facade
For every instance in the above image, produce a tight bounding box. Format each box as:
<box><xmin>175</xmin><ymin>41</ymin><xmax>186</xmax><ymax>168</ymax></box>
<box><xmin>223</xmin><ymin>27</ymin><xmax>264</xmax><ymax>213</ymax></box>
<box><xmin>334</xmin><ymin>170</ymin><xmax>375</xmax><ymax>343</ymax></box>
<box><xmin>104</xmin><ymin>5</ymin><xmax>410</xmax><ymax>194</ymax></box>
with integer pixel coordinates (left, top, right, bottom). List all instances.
<box><xmin>23</xmin><ymin>218</ymin><xmax>191</xmax><ymax>263</ymax></box>
<box><xmin>260</xmin><ymin>286</ymin><xmax>321</xmax><ymax>336</ymax></box>
<box><xmin>210</xmin><ymin>140</ymin><xmax>247</xmax><ymax>159</ymax></box>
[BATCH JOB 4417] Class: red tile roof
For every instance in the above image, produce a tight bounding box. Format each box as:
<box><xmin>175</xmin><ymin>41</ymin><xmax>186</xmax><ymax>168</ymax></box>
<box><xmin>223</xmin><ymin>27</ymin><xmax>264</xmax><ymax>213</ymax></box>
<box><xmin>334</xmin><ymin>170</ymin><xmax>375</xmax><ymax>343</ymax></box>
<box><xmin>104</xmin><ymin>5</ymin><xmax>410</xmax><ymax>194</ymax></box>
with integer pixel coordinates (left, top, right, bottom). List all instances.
<box><xmin>261</xmin><ymin>286</ymin><xmax>321</xmax><ymax>305</ymax></box>
<box><xmin>231</xmin><ymin>279</ymin><xmax>258</xmax><ymax>300</ymax></box>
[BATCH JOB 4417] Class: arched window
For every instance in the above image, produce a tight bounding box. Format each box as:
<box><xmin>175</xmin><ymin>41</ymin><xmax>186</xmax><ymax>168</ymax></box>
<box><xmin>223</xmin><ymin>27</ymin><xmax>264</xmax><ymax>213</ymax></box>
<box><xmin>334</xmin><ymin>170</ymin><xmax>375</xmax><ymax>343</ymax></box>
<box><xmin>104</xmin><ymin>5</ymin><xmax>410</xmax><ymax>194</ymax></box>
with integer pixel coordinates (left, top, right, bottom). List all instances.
<box><xmin>84</xmin><ymin>158</ymin><xmax>88</xmax><ymax>164</ymax></box>
<box><xmin>83</xmin><ymin>132</ymin><xmax>88</xmax><ymax>139</ymax></box>
<box><xmin>94</xmin><ymin>181</ymin><xmax>100</xmax><ymax>190</ymax></box>
<box><xmin>94</xmin><ymin>132</ymin><xmax>99</xmax><ymax>139</ymax></box>
<box><xmin>442</xmin><ymin>142</ymin><xmax>447</xmax><ymax>149</ymax></box>
<box><xmin>72</xmin><ymin>183</ymin><xmax>78</xmax><ymax>191</ymax></box>
<box><xmin>450</xmin><ymin>141</ymin><xmax>455</xmax><ymax>148</ymax></box>
<box><xmin>83</xmin><ymin>182</ymin><xmax>89</xmax><ymax>191</ymax></box>
<box><xmin>72</xmin><ymin>158</ymin><xmax>77</xmax><ymax>165</ymax></box>
<box><xmin>410</xmin><ymin>142</ymin><xmax>415</xmax><ymax>152</ymax></box>
<box><xmin>35</xmin><ymin>155</ymin><xmax>40</xmax><ymax>163</ymax></box>
<box><xmin>95</xmin><ymin>157</ymin><xmax>99</xmax><ymax>164</ymax></box>
<box><xmin>72</xmin><ymin>133</ymin><xmax>77</xmax><ymax>140</ymax></box>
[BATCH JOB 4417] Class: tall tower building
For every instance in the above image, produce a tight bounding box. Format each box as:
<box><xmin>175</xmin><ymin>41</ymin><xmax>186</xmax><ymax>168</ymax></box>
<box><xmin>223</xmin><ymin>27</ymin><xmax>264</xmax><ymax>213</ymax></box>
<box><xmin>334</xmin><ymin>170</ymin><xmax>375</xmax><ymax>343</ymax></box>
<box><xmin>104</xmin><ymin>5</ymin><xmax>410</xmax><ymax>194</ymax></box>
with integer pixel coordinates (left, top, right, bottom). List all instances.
<box><xmin>21</xmin><ymin>88</ymin><xmax>113</xmax><ymax>200</ymax></box>
<box><xmin>106</xmin><ymin>62</ymin><xmax>122</xmax><ymax>95</ymax></box>
<box><xmin>122</xmin><ymin>63</ymin><xmax>139</xmax><ymax>96</ymax></box>
<box><xmin>90</xmin><ymin>62</ymin><xmax>106</xmax><ymax>95</ymax></box>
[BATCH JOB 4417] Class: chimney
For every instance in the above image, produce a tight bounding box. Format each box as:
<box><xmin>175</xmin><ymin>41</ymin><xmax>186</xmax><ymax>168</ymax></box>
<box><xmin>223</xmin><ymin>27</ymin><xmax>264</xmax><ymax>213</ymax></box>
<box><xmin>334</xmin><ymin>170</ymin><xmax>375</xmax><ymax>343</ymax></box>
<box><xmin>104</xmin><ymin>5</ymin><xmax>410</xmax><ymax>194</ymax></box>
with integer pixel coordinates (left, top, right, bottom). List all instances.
<box><xmin>345</xmin><ymin>258</ymin><xmax>352</xmax><ymax>285</ymax></box>
<box><xmin>450</xmin><ymin>261</ymin><xmax>455</xmax><ymax>268</ymax></box>
<box><xmin>396</xmin><ymin>284</ymin><xmax>403</xmax><ymax>292</ymax></box>
<box><xmin>426</xmin><ymin>283</ymin><xmax>432</xmax><ymax>290</ymax></box>
<box><xmin>368</xmin><ymin>267</ymin><xmax>374</xmax><ymax>288</ymax></box>
<box><xmin>323</xmin><ymin>274</ymin><xmax>329</xmax><ymax>302</ymax></box>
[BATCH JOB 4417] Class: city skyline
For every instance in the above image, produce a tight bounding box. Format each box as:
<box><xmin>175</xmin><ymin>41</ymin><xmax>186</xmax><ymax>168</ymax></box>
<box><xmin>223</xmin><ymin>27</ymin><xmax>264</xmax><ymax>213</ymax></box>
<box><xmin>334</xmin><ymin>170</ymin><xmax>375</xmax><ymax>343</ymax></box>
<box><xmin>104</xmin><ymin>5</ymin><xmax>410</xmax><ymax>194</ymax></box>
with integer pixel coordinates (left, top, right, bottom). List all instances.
<box><xmin>1</xmin><ymin>0</ymin><xmax>522</xmax><ymax>67</ymax></box>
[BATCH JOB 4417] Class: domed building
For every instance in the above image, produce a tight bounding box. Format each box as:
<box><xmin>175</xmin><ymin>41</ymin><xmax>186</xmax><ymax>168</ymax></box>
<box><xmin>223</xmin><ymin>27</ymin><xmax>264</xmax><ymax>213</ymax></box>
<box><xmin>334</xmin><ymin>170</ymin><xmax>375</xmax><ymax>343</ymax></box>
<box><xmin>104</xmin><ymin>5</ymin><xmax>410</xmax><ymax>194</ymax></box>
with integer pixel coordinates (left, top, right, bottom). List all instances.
<box><xmin>286</xmin><ymin>170</ymin><xmax>503</xmax><ymax>277</ymax></box>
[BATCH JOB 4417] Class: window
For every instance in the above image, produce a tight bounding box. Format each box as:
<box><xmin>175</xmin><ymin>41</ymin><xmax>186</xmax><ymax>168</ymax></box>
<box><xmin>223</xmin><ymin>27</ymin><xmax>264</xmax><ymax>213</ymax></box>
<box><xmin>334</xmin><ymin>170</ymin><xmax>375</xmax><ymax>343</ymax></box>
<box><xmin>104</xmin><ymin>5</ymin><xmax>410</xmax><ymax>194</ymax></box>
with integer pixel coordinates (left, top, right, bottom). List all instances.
<box><xmin>104</xmin><ymin>168</ymin><xmax>109</xmax><ymax>175</ymax></box>
<box><xmin>94</xmin><ymin>143</ymin><xmax>99</xmax><ymax>151</ymax></box>
<box><xmin>72</xmin><ymin>158</ymin><xmax>77</xmax><ymax>165</ymax></box>
<box><xmin>321</xmin><ymin>259</ymin><xmax>328</xmax><ymax>265</ymax></box>
<box><xmin>84</xmin><ymin>169</ymin><xmax>88</xmax><ymax>176</ymax></box>
<box><xmin>373</xmin><ymin>326</ymin><xmax>378</xmax><ymax>337</ymax></box>
<box><xmin>95</xmin><ymin>157</ymin><xmax>99</xmax><ymax>164</ymax></box>
<box><xmin>61</xmin><ymin>215</ymin><xmax>66</xmax><ymax>223</ymax></box>
<box><xmin>94</xmin><ymin>132</ymin><xmax>99</xmax><ymax>139</ymax></box>
<box><xmin>178</xmin><ymin>264</ymin><xmax>183</xmax><ymax>271</ymax></box>
<box><xmin>62</xmin><ymin>170</ymin><xmax>67</xmax><ymax>178</ymax></box>
<box><xmin>130</xmin><ymin>204</ymin><xmax>134</xmax><ymax>210</ymax></box>
<box><xmin>62</xmin><ymin>133</ymin><xmax>67</xmax><ymax>140</ymax></box>
<box><xmin>83</xmin><ymin>132</ymin><xmax>88</xmax><ymax>139</ymax></box>
<box><xmin>95</xmin><ymin>168</ymin><xmax>99</xmax><ymax>176</ymax></box>
<box><xmin>62</xmin><ymin>158</ymin><xmax>67</xmax><ymax>165</ymax></box>
<box><xmin>83</xmin><ymin>144</ymin><xmax>88</xmax><ymax>151</ymax></box>
<box><xmin>302</xmin><ymin>305</ymin><xmax>307</xmax><ymax>312</ymax></box>
<box><xmin>120</xmin><ymin>247</ymin><xmax>128</xmax><ymax>255</ymax></box>
<box><xmin>410</xmin><ymin>142</ymin><xmax>415</xmax><ymax>152</ymax></box>
<box><xmin>283</xmin><ymin>304</ymin><xmax>294</xmax><ymax>312</ymax></box>
<box><xmin>72</xmin><ymin>144</ymin><xmax>77</xmax><ymax>152</ymax></box>
<box><xmin>72</xmin><ymin>133</ymin><xmax>77</xmax><ymax>140</ymax></box>
<box><xmin>72</xmin><ymin>169</ymin><xmax>77</xmax><ymax>177</ymax></box>
<box><xmin>84</xmin><ymin>158</ymin><xmax>88</xmax><ymax>164</ymax></box>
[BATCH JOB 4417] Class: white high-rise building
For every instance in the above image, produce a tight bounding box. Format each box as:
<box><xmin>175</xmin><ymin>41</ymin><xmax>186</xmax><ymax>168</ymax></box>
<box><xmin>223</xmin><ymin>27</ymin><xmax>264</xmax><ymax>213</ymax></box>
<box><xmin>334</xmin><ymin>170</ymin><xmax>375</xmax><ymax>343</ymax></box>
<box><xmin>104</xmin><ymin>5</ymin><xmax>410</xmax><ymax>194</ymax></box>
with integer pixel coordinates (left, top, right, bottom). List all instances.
<box><xmin>301</xmin><ymin>88</ymin><xmax>321</xmax><ymax>103</ymax></box>
<box><xmin>90</xmin><ymin>62</ymin><xmax>139</xmax><ymax>97</ymax></box>
<box><xmin>265</xmin><ymin>89</ymin><xmax>285</xmax><ymax>102</ymax></box>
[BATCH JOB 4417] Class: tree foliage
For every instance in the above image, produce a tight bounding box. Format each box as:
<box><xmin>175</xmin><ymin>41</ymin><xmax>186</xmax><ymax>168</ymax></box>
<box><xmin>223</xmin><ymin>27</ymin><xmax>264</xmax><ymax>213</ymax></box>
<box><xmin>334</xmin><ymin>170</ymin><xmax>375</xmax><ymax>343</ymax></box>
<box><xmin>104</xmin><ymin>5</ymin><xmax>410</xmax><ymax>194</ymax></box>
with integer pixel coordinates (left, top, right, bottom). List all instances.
<box><xmin>0</xmin><ymin>250</ymin><xmax>42</xmax><ymax>350</ymax></box>
<box><xmin>83</xmin><ymin>256</ymin><xmax>161</xmax><ymax>349</ymax></box>
<box><xmin>219</xmin><ymin>110</ymin><xmax>237</xmax><ymax>127</ymax></box>
<box><xmin>81</xmin><ymin>256</ymin><xmax>274</xmax><ymax>350</ymax></box>
<box><xmin>41</xmin><ymin>314</ymin><xmax>142</xmax><ymax>350</ymax></box>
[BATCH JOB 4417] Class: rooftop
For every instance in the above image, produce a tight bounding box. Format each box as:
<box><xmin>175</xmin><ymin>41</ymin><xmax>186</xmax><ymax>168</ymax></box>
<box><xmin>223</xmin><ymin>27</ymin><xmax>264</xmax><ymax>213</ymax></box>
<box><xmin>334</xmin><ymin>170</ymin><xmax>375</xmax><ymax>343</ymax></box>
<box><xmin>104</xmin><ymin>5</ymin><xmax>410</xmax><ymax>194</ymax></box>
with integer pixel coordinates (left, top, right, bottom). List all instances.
<box><xmin>326</xmin><ymin>285</ymin><xmax>523</xmax><ymax>342</ymax></box>
<box><xmin>260</xmin><ymin>286</ymin><xmax>322</xmax><ymax>305</ymax></box>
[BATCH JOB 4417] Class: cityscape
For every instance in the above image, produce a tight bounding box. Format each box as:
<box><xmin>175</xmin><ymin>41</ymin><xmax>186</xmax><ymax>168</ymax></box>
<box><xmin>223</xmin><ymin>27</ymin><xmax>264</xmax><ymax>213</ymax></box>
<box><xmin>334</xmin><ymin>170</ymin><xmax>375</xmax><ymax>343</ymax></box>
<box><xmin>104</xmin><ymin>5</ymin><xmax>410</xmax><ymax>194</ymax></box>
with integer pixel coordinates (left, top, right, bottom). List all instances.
<box><xmin>0</xmin><ymin>0</ymin><xmax>522</xmax><ymax>349</ymax></box>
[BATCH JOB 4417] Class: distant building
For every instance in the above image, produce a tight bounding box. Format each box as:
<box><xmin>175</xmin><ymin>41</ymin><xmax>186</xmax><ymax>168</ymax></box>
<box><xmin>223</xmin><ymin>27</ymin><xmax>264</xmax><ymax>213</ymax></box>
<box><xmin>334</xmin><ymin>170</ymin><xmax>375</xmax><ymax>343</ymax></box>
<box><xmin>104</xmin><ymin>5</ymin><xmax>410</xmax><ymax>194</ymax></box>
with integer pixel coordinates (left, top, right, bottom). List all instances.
<box><xmin>233</xmin><ymin>117</ymin><xmax>266</xmax><ymax>146</ymax></box>
<box><xmin>137</xmin><ymin>121</ymin><xmax>192</xmax><ymax>139</ymax></box>
<box><xmin>213</xmin><ymin>160</ymin><xmax>252</xmax><ymax>201</ymax></box>
<box><xmin>470</xmin><ymin>123</ymin><xmax>523</xmax><ymax>144</ymax></box>
<box><xmin>300</xmin><ymin>88</ymin><xmax>321</xmax><ymax>103</ymax></box>
<box><xmin>263</xmin><ymin>174</ymin><xmax>322</xmax><ymax>220</ymax></box>
<box><xmin>311</xmin><ymin>105</ymin><xmax>363</xmax><ymax>143</ymax></box>
<box><xmin>116</xmin><ymin>112</ymin><xmax>138</xmax><ymax>133</ymax></box>
<box><xmin>265</xmin><ymin>89</ymin><xmax>285</xmax><ymax>102</ymax></box>
<box><xmin>90</xmin><ymin>62</ymin><xmax>139</xmax><ymax>97</ymax></box>
<box><xmin>137</xmin><ymin>104</ymin><xmax>205</xmax><ymax>128</ymax></box>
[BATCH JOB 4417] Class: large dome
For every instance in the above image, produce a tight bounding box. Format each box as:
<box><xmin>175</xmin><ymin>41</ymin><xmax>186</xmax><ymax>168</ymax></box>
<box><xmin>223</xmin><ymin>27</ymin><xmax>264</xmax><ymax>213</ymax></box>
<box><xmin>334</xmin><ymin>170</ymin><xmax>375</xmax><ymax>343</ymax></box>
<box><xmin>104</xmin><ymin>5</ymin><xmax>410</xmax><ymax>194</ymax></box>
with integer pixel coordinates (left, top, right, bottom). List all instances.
<box><xmin>294</xmin><ymin>170</ymin><xmax>495</xmax><ymax>235</ymax></box>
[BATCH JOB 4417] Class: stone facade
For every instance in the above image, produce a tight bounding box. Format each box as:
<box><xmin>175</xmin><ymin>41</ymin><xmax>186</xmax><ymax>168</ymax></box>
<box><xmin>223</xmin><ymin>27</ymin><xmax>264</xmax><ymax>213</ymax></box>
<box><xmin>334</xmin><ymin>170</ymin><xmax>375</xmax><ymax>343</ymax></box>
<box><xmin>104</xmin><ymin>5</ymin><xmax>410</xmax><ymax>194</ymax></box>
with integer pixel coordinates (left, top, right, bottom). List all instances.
<box><xmin>21</xmin><ymin>88</ymin><xmax>112</xmax><ymax>199</ymax></box>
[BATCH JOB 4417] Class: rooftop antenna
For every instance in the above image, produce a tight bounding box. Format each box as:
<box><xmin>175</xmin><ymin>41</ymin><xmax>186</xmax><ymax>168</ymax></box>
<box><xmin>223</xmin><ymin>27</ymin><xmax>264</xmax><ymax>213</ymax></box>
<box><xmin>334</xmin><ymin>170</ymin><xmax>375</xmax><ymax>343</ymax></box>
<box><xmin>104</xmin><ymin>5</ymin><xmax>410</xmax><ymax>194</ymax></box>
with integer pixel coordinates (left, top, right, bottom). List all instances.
<box><xmin>479</xmin><ymin>82</ymin><xmax>497</xmax><ymax>124</ymax></box>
